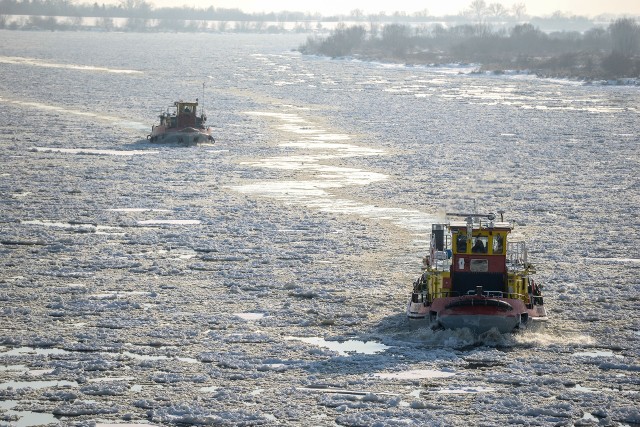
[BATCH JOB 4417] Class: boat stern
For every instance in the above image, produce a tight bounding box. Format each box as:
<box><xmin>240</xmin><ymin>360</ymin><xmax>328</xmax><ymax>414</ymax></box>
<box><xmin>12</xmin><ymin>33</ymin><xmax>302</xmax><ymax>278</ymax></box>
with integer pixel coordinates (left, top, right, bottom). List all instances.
<box><xmin>437</xmin><ymin>312</ymin><xmax>520</xmax><ymax>334</ymax></box>
<box><xmin>433</xmin><ymin>296</ymin><xmax>527</xmax><ymax>334</ymax></box>
<box><xmin>149</xmin><ymin>128</ymin><xmax>214</xmax><ymax>145</ymax></box>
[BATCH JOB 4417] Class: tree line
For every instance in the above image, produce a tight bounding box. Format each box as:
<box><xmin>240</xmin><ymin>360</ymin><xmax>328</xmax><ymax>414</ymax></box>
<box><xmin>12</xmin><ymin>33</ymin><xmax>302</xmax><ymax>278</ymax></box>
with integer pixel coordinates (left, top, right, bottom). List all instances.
<box><xmin>0</xmin><ymin>14</ymin><xmax>322</xmax><ymax>33</ymax></box>
<box><xmin>0</xmin><ymin>0</ymin><xmax>309</xmax><ymax>22</ymax></box>
<box><xmin>0</xmin><ymin>0</ymin><xmax>633</xmax><ymax>33</ymax></box>
<box><xmin>299</xmin><ymin>19</ymin><xmax>640</xmax><ymax>80</ymax></box>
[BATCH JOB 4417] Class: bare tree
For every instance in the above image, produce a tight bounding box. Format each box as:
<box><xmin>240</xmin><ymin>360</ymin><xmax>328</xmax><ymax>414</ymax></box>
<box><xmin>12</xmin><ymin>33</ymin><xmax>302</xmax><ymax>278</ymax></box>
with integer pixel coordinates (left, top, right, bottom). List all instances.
<box><xmin>124</xmin><ymin>17</ymin><xmax>148</xmax><ymax>31</ymax></box>
<box><xmin>468</xmin><ymin>0</ymin><xmax>487</xmax><ymax>22</ymax></box>
<box><xmin>69</xmin><ymin>15</ymin><xmax>83</xmax><ymax>29</ymax></box>
<box><xmin>609</xmin><ymin>18</ymin><xmax>640</xmax><ymax>56</ymax></box>
<box><xmin>253</xmin><ymin>20</ymin><xmax>265</xmax><ymax>32</ymax></box>
<box><xmin>582</xmin><ymin>27</ymin><xmax>608</xmax><ymax>52</ymax></box>
<box><xmin>413</xmin><ymin>9</ymin><xmax>429</xmax><ymax>19</ymax></box>
<box><xmin>96</xmin><ymin>16</ymin><xmax>114</xmax><ymax>31</ymax></box>
<box><xmin>216</xmin><ymin>21</ymin><xmax>228</xmax><ymax>32</ymax></box>
<box><xmin>487</xmin><ymin>3</ymin><xmax>507</xmax><ymax>20</ymax></box>
<box><xmin>119</xmin><ymin>0</ymin><xmax>151</xmax><ymax>18</ymax></box>
<box><xmin>234</xmin><ymin>20</ymin><xmax>250</xmax><ymax>32</ymax></box>
<box><xmin>511</xmin><ymin>3</ymin><xmax>527</xmax><ymax>21</ymax></box>
<box><xmin>369</xmin><ymin>19</ymin><xmax>380</xmax><ymax>38</ymax></box>
<box><xmin>350</xmin><ymin>9</ymin><xmax>364</xmax><ymax>20</ymax></box>
<box><xmin>381</xmin><ymin>23</ymin><xmax>412</xmax><ymax>55</ymax></box>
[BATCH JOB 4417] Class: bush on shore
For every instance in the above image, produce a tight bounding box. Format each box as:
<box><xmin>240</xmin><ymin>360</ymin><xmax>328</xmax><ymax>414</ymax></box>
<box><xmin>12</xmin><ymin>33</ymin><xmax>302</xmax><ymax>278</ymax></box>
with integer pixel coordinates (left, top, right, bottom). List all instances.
<box><xmin>299</xmin><ymin>19</ymin><xmax>640</xmax><ymax>80</ymax></box>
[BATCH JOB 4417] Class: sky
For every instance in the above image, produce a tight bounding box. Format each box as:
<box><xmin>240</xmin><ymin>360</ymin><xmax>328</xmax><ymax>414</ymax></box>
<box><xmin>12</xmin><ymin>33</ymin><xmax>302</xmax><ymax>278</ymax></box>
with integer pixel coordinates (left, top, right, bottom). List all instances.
<box><xmin>154</xmin><ymin>0</ymin><xmax>640</xmax><ymax>17</ymax></box>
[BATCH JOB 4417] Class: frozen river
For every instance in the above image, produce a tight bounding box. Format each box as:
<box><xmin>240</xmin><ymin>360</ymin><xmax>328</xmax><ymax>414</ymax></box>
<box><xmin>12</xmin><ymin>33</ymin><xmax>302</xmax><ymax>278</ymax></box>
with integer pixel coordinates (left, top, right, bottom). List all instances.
<box><xmin>0</xmin><ymin>31</ymin><xmax>639</xmax><ymax>426</ymax></box>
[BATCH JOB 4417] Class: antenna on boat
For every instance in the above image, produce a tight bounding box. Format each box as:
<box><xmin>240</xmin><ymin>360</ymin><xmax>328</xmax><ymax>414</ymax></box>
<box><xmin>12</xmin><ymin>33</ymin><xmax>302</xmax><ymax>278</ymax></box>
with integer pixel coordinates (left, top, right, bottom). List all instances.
<box><xmin>446</xmin><ymin>212</ymin><xmax>495</xmax><ymax>220</ymax></box>
<box><xmin>201</xmin><ymin>82</ymin><xmax>205</xmax><ymax>114</ymax></box>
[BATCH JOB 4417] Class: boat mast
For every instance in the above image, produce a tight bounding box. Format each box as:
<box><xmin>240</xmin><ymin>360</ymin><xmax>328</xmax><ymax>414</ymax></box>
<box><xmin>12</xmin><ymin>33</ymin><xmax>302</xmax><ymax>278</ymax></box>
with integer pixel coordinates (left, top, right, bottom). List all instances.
<box><xmin>201</xmin><ymin>82</ymin><xmax>205</xmax><ymax>115</ymax></box>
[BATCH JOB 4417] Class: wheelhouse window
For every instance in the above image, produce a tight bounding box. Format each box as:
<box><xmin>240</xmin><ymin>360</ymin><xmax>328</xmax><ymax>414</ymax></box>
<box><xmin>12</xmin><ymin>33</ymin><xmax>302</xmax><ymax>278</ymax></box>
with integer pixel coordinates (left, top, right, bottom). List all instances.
<box><xmin>455</xmin><ymin>233</ymin><xmax>467</xmax><ymax>253</ymax></box>
<box><xmin>492</xmin><ymin>234</ymin><xmax>505</xmax><ymax>254</ymax></box>
<box><xmin>470</xmin><ymin>259</ymin><xmax>489</xmax><ymax>272</ymax></box>
<box><xmin>472</xmin><ymin>236</ymin><xmax>488</xmax><ymax>253</ymax></box>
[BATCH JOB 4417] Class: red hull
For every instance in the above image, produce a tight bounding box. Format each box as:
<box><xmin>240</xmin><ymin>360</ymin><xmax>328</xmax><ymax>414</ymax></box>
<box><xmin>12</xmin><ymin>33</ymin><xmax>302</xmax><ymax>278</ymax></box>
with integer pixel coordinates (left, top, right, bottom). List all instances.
<box><xmin>149</xmin><ymin>125</ymin><xmax>213</xmax><ymax>145</ymax></box>
<box><xmin>407</xmin><ymin>294</ymin><xmax>547</xmax><ymax>333</ymax></box>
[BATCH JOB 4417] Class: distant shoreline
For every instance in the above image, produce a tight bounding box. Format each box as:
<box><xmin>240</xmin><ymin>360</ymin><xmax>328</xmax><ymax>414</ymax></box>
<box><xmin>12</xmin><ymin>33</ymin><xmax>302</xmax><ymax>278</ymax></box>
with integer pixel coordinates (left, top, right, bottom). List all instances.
<box><xmin>297</xmin><ymin>53</ymin><xmax>640</xmax><ymax>86</ymax></box>
<box><xmin>298</xmin><ymin>21</ymin><xmax>640</xmax><ymax>84</ymax></box>
<box><xmin>342</xmin><ymin>53</ymin><xmax>640</xmax><ymax>85</ymax></box>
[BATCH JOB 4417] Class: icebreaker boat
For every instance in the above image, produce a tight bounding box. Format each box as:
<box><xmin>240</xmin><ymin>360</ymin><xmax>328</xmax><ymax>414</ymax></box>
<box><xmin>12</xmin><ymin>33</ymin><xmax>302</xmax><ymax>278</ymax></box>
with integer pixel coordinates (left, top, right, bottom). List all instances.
<box><xmin>407</xmin><ymin>212</ymin><xmax>547</xmax><ymax>333</ymax></box>
<box><xmin>148</xmin><ymin>100</ymin><xmax>214</xmax><ymax>145</ymax></box>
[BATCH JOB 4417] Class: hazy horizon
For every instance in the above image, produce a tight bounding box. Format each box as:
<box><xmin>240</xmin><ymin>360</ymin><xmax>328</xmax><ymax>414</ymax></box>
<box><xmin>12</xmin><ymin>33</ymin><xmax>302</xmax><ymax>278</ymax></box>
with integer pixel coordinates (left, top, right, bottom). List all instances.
<box><xmin>100</xmin><ymin>0</ymin><xmax>640</xmax><ymax>17</ymax></box>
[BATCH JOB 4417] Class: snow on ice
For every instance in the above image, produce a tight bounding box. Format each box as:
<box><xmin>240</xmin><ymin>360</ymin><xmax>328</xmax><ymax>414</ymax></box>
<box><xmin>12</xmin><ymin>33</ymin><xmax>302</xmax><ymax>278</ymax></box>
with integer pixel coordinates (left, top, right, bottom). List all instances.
<box><xmin>0</xmin><ymin>32</ymin><xmax>639</xmax><ymax>426</ymax></box>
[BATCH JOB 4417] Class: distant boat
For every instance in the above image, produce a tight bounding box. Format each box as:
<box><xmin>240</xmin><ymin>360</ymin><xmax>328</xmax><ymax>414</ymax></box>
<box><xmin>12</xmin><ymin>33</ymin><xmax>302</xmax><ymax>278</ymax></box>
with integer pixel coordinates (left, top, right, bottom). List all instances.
<box><xmin>147</xmin><ymin>100</ymin><xmax>214</xmax><ymax>145</ymax></box>
<box><xmin>407</xmin><ymin>212</ymin><xmax>548</xmax><ymax>333</ymax></box>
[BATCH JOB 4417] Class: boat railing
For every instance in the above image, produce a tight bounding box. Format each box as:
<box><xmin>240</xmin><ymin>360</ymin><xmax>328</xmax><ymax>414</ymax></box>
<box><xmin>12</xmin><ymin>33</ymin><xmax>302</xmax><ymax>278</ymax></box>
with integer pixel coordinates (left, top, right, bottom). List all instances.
<box><xmin>487</xmin><ymin>291</ymin><xmax>505</xmax><ymax>298</ymax></box>
<box><xmin>506</xmin><ymin>241</ymin><xmax>527</xmax><ymax>268</ymax></box>
<box><xmin>426</xmin><ymin>225</ymin><xmax>452</xmax><ymax>271</ymax></box>
<box><xmin>432</xmin><ymin>250</ymin><xmax>451</xmax><ymax>271</ymax></box>
<box><xmin>432</xmin><ymin>291</ymin><xmax>459</xmax><ymax>298</ymax></box>
<box><xmin>467</xmin><ymin>290</ymin><xmax>503</xmax><ymax>297</ymax></box>
<box><xmin>411</xmin><ymin>290</ymin><xmax>459</xmax><ymax>304</ymax></box>
<box><xmin>411</xmin><ymin>292</ymin><xmax>429</xmax><ymax>303</ymax></box>
<box><xmin>465</xmin><ymin>290</ymin><xmax>529</xmax><ymax>301</ymax></box>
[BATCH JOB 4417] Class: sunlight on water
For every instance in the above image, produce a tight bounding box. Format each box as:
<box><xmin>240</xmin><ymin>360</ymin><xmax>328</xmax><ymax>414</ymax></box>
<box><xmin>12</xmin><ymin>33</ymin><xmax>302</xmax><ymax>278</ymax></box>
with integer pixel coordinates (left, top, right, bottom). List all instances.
<box><xmin>286</xmin><ymin>336</ymin><xmax>389</xmax><ymax>356</ymax></box>
<box><xmin>108</xmin><ymin>208</ymin><xmax>172</xmax><ymax>212</ymax></box>
<box><xmin>0</xmin><ymin>55</ymin><xmax>142</xmax><ymax>74</ymax></box>
<box><xmin>0</xmin><ymin>97</ymin><xmax>149</xmax><ymax>132</ymax></box>
<box><xmin>513</xmin><ymin>329</ymin><xmax>595</xmax><ymax>347</ymax></box>
<box><xmin>90</xmin><ymin>291</ymin><xmax>154</xmax><ymax>299</ymax></box>
<box><xmin>0</xmin><ymin>380</ymin><xmax>78</xmax><ymax>390</ymax></box>
<box><xmin>434</xmin><ymin>386</ymin><xmax>496</xmax><ymax>393</ymax></box>
<box><xmin>234</xmin><ymin>312</ymin><xmax>266</xmax><ymax>321</ymax></box>
<box><xmin>375</xmin><ymin>369</ymin><xmax>455</xmax><ymax>380</ymax></box>
<box><xmin>136</xmin><ymin>219</ymin><xmax>201</xmax><ymax>226</ymax></box>
<box><xmin>95</xmin><ymin>424</ymin><xmax>157</xmax><ymax>427</ymax></box>
<box><xmin>0</xmin><ymin>347</ymin><xmax>70</xmax><ymax>356</ymax></box>
<box><xmin>280</xmin><ymin>141</ymin><xmax>382</xmax><ymax>155</ymax></box>
<box><xmin>21</xmin><ymin>220</ymin><xmax>124</xmax><ymax>235</ymax></box>
<box><xmin>574</xmin><ymin>350</ymin><xmax>624</xmax><ymax>359</ymax></box>
<box><xmin>31</xmin><ymin>147</ymin><xmax>156</xmax><ymax>156</ymax></box>
<box><xmin>234</xmin><ymin>110</ymin><xmax>437</xmax><ymax>233</ymax></box>
<box><xmin>0</xmin><ymin>401</ymin><xmax>59</xmax><ymax>427</ymax></box>
<box><xmin>122</xmin><ymin>351</ymin><xmax>199</xmax><ymax>364</ymax></box>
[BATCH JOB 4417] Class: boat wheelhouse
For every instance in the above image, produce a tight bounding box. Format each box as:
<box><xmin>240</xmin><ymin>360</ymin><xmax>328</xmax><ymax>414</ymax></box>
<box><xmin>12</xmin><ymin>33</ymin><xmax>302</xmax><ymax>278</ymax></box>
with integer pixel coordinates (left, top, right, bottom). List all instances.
<box><xmin>148</xmin><ymin>100</ymin><xmax>214</xmax><ymax>145</ymax></box>
<box><xmin>407</xmin><ymin>212</ymin><xmax>547</xmax><ymax>333</ymax></box>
